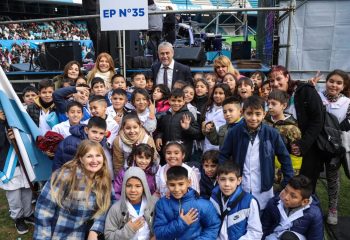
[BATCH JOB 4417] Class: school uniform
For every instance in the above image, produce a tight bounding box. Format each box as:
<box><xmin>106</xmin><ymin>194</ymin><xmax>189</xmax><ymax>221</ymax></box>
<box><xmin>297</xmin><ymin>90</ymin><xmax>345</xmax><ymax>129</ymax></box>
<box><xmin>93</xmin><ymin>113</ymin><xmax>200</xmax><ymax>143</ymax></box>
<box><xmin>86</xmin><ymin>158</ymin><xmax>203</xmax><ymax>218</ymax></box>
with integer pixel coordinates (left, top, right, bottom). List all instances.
<box><xmin>203</xmin><ymin>104</ymin><xmax>226</xmax><ymax>152</ymax></box>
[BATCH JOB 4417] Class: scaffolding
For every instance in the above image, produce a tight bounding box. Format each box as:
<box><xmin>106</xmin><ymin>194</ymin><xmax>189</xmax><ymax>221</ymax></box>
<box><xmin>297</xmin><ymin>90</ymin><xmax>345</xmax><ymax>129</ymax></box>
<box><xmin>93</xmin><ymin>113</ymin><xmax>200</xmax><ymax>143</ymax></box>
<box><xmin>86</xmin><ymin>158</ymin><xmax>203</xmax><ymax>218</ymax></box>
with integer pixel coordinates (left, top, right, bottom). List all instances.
<box><xmin>0</xmin><ymin>5</ymin><xmax>295</xmax><ymax>77</ymax></box>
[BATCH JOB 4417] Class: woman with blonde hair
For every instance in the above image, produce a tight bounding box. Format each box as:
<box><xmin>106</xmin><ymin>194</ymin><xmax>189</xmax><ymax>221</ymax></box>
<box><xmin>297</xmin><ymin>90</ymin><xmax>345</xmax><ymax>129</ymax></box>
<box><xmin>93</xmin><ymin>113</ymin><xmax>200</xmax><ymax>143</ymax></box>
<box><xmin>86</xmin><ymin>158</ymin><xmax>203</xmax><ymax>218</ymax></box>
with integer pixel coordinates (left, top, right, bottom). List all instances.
<box><xmin>213</xmin><ymin>55</ymin><xmax>240</xmax><ymax>80</ymax></box>
<box><xmin>87</xmin><ymin>52</ymin><xmax>115</xmax><ymax>90</ymax></box>
<box><xmin>34</xmin><ymin>140</ymin><xmax>112</xmax><ymax>240</ymax></box>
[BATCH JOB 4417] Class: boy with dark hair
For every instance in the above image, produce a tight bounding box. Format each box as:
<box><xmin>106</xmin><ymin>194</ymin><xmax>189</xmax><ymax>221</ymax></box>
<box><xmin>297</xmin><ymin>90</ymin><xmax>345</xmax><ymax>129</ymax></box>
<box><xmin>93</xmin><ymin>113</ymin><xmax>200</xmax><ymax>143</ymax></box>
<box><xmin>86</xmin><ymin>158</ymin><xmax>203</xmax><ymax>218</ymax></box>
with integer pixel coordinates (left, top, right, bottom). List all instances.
<box><xmin>52</xmin><ymin>116</ymin><xmax>107</xmax><ymax>171</ymax></box>
<box><xmin>131</xmin><ymin>73</ymin><xmax>147</xmax><ymax>89</ymax></box>
<box><xmin>265</xmin><ymin>89</ymin><xmax>302</xmax><ymax>183</ymax></box>
<box><xmin>91</xmin><ymin>77</ymin><xmax>108</xmax><ymax>96</ymax></box>
<box><xmin>27</xmin><ymin>79</ymin><xmax>55</xmax><ymax>135</ymax></box>
<box><xmin>203</xmin><ymin>96</ymin><xmax>243</xmax><ymax>147</ymax></box>
<box><xmin>210</xmin><ymin>161</ymin><xmax>262</xmax><ymax>239</ymax></box>
<box><xmin>53</xmin><ymin>83</ymin><xmax>91</xmax><ymax>122</ymax></box>
<box><xmin>200</xmin><ymin>149</ymin><xmax>219</xmax><ymax>199</ymax></box>
<box><xmin>22</xmin><ymin>85</ymin><xmax>38</xmax><ymax>109</ymax></box>
<box><xmin>155</xmin><ymin>88</ymin><xmax>200</xmax><ymax>163</ymax></box>
<box><xmin>262</xmin><ymin>175</ymin><xmax>323</xmax><ymax>240</ymax></box>
<box><xmin>219</xmin><ymin>95</ymin><xmax>294</xmax><ymax>210</ymax></box>
<box><xmin>51</xmin><ymin>101</ymin><xmax>83</xmax><ymax>138</ymax></box>
<box><xmin>154</xmin><ymin>165</ymin><xmax>221</xmax><ymax>240</ymax></box>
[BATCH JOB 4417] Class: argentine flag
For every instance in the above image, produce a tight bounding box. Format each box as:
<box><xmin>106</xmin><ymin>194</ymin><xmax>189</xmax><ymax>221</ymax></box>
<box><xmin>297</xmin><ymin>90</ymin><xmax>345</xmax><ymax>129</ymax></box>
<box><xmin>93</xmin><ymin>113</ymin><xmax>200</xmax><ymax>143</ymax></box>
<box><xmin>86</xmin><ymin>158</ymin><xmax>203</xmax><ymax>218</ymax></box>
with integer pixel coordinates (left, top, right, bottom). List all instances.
<box><xmin>0</xmin><ymin>67</ymin><xmax>52</xmax><ymax>183</ymax></box>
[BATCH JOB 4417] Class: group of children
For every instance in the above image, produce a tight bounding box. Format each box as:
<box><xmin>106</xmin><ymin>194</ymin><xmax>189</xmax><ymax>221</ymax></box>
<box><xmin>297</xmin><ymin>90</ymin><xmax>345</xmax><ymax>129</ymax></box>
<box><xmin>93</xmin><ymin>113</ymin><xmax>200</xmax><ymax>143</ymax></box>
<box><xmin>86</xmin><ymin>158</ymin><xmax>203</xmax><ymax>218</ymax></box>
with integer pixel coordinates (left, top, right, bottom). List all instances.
<box><xmin>1</xmin><ymin>62</ymin><xmax>327</xmax><ymax>239</ymax></box>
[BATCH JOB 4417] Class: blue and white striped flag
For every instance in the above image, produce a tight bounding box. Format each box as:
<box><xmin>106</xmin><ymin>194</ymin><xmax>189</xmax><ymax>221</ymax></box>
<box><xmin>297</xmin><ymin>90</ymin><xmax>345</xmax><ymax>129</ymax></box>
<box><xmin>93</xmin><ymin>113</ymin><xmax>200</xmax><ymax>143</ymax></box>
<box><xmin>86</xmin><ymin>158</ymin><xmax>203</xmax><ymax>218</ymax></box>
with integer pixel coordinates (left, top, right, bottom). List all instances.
<box><xmin>0</xmin><ymin>67</ymin><xmax>52</xmax><ymax>182</ymax></box>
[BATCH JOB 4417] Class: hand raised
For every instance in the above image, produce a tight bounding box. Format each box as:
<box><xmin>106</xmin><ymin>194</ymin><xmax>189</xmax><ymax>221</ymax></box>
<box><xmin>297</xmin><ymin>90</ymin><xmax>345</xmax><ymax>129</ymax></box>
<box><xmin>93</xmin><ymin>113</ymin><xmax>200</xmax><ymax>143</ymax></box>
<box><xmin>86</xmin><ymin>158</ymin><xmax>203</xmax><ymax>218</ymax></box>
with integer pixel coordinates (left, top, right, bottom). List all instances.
<box><xmin>180</xmin><ymin>114</ymin><xmax>192</xmax><ymax>130</ymax></box>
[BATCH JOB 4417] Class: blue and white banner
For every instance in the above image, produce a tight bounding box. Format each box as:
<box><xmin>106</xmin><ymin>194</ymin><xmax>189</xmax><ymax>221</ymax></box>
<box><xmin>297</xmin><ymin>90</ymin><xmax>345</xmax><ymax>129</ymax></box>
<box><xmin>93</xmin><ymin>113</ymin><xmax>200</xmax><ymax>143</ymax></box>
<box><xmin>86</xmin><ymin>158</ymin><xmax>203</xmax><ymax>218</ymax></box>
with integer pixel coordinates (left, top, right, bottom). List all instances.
<box><xmin>0</xmin><ymin>67</ymin><xmax>52</xmax><ymax>182</ymax></box>
<box><xmin>0</xmin><ymin>146</ymin><xmax>18</xmax><ymax>183</ymax></box>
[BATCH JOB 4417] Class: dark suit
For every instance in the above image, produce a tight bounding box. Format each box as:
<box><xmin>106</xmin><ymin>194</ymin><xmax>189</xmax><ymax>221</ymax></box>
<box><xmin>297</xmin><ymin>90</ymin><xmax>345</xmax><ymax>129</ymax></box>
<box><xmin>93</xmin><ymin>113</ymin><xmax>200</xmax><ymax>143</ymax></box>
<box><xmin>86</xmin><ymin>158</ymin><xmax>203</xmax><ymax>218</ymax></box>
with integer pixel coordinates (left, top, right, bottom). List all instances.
<box><xmin>151</xmin><ymin>61</ymin><xmax>193</xmax><ymax>87</ymax></box>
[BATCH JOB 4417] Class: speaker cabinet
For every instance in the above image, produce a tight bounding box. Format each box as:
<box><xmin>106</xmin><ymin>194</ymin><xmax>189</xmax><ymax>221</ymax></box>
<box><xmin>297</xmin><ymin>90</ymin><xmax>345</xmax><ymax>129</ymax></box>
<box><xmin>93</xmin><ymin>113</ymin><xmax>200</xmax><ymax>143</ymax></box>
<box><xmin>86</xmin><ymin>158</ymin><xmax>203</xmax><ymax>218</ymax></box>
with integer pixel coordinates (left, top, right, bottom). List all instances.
<box><xmin>174</xmin><ymin>47</ymin><xmax>206</xmax><ymax>67</ymax></box>
<box><xmin>43</xmin><ymin>41</ymin><xmax>82</xmax><ymax>71</ymax></box>
<box><xmin>231</xmin><ymin>41</ymin><xmax>251</xmax><ymax>60</ymax></box>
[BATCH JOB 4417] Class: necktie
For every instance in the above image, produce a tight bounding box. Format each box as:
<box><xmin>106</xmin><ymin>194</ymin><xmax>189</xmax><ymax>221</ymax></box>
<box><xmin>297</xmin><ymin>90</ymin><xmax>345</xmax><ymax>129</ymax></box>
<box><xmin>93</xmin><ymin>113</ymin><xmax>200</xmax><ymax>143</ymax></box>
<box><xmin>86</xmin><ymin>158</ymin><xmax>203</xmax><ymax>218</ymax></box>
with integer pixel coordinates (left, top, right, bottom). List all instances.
<box><xmin>163</xmin><ymin>66</ymin><xmax>168</xmax><ymax>86</ymax></box>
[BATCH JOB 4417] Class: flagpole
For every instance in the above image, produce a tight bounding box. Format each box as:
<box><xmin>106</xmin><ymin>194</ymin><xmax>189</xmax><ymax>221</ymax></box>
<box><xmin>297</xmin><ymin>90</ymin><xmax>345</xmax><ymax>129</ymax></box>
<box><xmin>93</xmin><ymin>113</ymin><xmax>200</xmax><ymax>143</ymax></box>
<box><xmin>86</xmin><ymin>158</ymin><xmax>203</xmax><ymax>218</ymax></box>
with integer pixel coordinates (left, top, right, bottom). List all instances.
<box><xmin>9</xmin><ymin>131</ymin><xmax>35</xmax><ymax>192</ymax></box>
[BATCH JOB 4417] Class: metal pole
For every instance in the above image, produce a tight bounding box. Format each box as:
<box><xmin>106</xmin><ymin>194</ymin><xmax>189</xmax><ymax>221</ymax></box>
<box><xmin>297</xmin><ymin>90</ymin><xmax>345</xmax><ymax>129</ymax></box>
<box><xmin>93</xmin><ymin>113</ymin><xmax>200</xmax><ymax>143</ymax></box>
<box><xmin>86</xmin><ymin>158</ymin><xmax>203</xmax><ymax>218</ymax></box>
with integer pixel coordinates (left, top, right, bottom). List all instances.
<box><xmin>122</xmin><ymin>30</ymin><xmax>126</xmax><ymax>78</ymax></box>
<box><xmin>118</xmin><ymin>30</ymin><xmax>123</xmax><ymax>74</ymax></box>
<box><xmin>0</xmin><ymin>7</ymin><xmax>292</xmax><ymax>25</ymax></box>
<box><xmin>285</xmin><ymin>0</ymin><xmax>295</xmax><ymax>69</ymax></box>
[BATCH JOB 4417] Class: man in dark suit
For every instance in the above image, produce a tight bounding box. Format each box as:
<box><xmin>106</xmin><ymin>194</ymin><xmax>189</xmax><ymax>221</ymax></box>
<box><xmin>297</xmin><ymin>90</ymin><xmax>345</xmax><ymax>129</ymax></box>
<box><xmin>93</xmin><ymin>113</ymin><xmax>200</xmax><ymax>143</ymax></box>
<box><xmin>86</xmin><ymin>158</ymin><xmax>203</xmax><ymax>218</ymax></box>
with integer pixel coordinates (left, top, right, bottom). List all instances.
<box><xmin>151</xmin><ymin>42</ymin><xmax>193</xmax><ymax>89</ymax></box>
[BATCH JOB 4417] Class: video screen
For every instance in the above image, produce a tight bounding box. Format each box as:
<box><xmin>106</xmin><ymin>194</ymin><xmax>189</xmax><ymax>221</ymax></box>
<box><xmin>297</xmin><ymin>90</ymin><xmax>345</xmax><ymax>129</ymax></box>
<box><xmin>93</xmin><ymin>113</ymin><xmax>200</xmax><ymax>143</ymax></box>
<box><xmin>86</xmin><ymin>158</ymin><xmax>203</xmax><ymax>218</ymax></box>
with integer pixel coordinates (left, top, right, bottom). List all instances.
<box><xmin>20</xmin><ymin>0</ymin><xmax>82</xmax><ymax>5</ymax></box>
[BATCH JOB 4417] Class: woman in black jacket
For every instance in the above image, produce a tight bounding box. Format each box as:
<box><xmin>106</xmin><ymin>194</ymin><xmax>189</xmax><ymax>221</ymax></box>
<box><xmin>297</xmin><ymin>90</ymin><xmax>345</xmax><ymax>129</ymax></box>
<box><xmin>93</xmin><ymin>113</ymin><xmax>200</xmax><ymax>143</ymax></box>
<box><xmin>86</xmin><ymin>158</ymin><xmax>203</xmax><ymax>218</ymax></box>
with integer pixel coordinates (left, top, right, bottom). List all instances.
<box><xmin>268</xmin><ymin>65</ymin><xmax>324</xmax><ymax>191</ymax></box>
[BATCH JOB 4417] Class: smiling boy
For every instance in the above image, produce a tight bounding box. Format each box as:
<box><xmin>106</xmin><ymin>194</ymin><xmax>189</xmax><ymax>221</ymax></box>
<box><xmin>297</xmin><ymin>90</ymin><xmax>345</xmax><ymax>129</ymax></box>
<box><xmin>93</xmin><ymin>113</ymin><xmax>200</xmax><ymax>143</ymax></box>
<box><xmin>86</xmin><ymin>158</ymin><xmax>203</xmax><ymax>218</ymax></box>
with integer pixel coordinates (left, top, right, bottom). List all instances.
<box><xmin>153</xmin><ymin>166</ymin><xmax>221</xmax><ymax>240</ymax></box>
<box><xmin>219</xmin><ymin>96</ymin><xmax>294</xmax><ymax>210</ymax></box>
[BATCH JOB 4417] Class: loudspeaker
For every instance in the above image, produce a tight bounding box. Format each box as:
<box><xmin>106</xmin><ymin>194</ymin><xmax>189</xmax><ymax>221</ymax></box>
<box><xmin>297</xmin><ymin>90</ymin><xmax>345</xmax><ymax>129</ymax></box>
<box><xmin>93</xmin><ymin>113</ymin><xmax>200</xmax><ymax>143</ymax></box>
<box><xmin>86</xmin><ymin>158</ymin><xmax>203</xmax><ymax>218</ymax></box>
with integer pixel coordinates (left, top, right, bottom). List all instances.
<box><xmin>231</xmin><ymin>41</ymin><xmax>251</xmax><ymax>60</ymax></box>
<box><xmin>174</xmin><ymin>47</ymin><xmax>206</xmax><ymax>67</ymax></box>
<box><xmin>43</xmin><ymin>41</ymin><xmax>82</xmax><ymax>70</ymax></box>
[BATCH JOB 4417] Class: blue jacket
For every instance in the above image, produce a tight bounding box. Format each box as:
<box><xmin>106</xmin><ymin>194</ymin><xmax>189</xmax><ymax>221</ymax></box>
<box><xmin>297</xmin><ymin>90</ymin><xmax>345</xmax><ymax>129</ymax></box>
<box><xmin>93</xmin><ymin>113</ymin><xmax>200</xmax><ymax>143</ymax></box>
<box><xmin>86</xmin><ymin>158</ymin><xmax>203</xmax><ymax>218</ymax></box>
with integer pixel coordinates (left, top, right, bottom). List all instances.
<box><xmin>210</xmin><ymin>185</ymin><xmax>257</xmax><ymax>240</ymax></box>
<box><xmin>53</xmin><ymin>86</ymin><xmax>90</xmax><ymax>122</ymax></box>
<box><xmin>219</xmin><ymin>121</ymin><xmax>294</xmax><ymax>191</ymax></box>
<box><xmin>261</xmin><ymin>195</ymin><xmax>324</xmax><ymax>240</ymax></box>
<box><xmin>154</xmin><ymin>188</ymin><xmax>221</xmax><ymax>240</ymax></box>
<box><xmin>52</xmin><ymin>124</ymin><xmax>107</xmax><ymax>171</ymax></box>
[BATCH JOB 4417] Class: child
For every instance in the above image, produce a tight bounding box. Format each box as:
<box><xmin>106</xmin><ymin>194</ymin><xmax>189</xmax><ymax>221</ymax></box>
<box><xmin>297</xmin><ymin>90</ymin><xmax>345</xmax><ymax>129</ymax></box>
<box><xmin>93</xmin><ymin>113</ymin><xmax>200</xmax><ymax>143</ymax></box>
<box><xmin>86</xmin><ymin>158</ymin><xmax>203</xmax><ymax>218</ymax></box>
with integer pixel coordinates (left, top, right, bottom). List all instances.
<box><xmin>237</xmin><ymin>77</ymin><xmax>254</xmax><ymax>102</ymax></box>
<box><xmin>153</xmin><ymin>165</ymin><xmax>221</xmax><ymax>239</ymax></box>
<box><xmin>265</xmin><ymin>90</ymin><xmax>302</xmax><ymax>183</ymax></box>
<box><xmin>91</xmin><ymin>77</ymin><xmax>108</xmax><ymax>97</ymax></box>
<box><xmin>131</xmin><ymin>73</ymin><xmax>147</xmax><ymax>89</ymax></box>
<box><xmin>173</xmin><ymin>80</ymin><xmax>187</xmax><ymax>90</ymax></box>
<box><xmin>155</xmin><ymin>88</ymin><xmax>200</xmax><ymax>162</ymax></box>
<box><xmin>219</xmin><ymin>96</ymin><xmax>294</xmax><ymax>210</ymax></box>
<box><xmin>111</xmin><ymin>74</ymin><xmax>127</xmax><ymax>90</ymax></box>
<box><xmin>210</xmin><ymin>162</ymin><xmax>263</xmax><ymax>239</ymax></box>
<box><xmin>260</xmin><ymin>80</ymin><xmax>271</xmax><ymax>102</ymax></box>
<box><xmin>203</xmin><ymin>96</ymin><xmax>243</xmax><ymax>147</ymax></box>
<box><xmin>114</xmin><ymin>144</ymin><xmax>159</xmax><ymax>199</ymax></box>
<box><xmin>131</xmin><ymin>88</ymin><xmax>157</xmax><ymax>134</ymax></box>
<box><xmin>53</xmin><ymin>84</ymin><xmax>91</xmax><ymax>122</ymax></box>
<box><xmin>223</xmin><ymin>73</ymin><xmax>237</xmax><ymax>95</ymax></box>
<box><xmin>152</xmin><ymin>84</ymin><xmax>170</xmax><ymax>118</ymax></box>
<box><xmin>75</xmin><ymin>76</ymin><xmax>87</xmax><ymax>86</ymax></box>
<box><xmin>89</xmin><ymin>95</ymin><xmax>119</xmax><ymax>145</ymax></box>
<box><xmin>52</xmin><ymin>117</ymin><xmax>109</xmax><ymax>172</ymax></box>
<box><xmin>194</xmin><ymin>78</ymin><xmax>209</xmax><ymax>115</ymax></box>
<box><xmin>0</xmin><ymin>111</ymin><xmax>34</xmax><ymax>235</ymax></box>
<box><xmin>262</xmin><ymin>175</ymin><xmax>323</xmax><ymax>240</ymax></box>
<box><xmin>182</xmin><ymin>84</ymin><xmax>197</xmax><ymax>120</ymax></box>
<box><xmin>27</xmin><ymin>79</ymin><xmax>55</xmax><ymax>135</ymax></box>
<box><xmin>51</xmin><ymin>101</ymin><xmax>84</xmax><ymax>138</ymax></box>
<box><xmin>104</xmin><ymin>167</ymin><xmax>158</xmax><ymax>240</ymax></box>
<box><xmin>200</xmin><ymin>150</ymin><xmax>219</xmax><ymax>199</ymax></box>
<box><xmin>202</xmin><ymin>83</ymin><xmax>231</xmax><ymax>152</ymax></box>
<box><xmin>193</xmin><ymin>72</ymin><xmax>204</xmax><ymax>82</ymax></box>
<box><xmin>250</xmin><ymin>70</ymin><xmax>266</xmax><ymax>95</ymax></box>
<box><xmin>155</xmin><ymin>141</ymin><xmax>200</xmax><ymax>197</ymax></box>
<box><xmin>146</xmin><ymin>75</ymin><xmax>154</xmax><ymax>93</ymax></box>
<box><xmin>22</xmin><ymin>85</ymin><xmax>38</xmax><ymax>109</ymax></box>
<box><xmin>205</xmin><ymin>72</ymin><xmax>218</xmax><ymax>96</ymax></box>
<box><xmin>113</xmin><ymin>113</ymin><xmax>158</xmax><ymax>175</ymax></box>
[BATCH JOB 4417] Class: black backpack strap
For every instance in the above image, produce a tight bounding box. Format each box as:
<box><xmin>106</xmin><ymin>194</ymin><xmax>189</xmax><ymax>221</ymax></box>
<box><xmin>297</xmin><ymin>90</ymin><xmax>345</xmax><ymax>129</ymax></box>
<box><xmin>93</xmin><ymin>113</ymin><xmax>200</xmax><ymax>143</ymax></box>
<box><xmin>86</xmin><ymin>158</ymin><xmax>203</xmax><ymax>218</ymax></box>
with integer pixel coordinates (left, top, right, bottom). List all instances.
<box><xmin>219</xmin><ymin>191</ymin><xmax>246</xmax><ymax>230</ymax></box>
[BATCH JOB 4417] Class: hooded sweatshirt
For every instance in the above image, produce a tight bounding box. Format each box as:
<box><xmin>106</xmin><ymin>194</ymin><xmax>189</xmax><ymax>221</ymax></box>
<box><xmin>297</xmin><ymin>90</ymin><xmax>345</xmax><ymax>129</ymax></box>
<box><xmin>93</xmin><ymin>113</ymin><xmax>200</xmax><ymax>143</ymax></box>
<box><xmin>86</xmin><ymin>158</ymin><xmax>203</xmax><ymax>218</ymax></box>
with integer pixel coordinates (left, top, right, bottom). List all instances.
<box><xmin>105</xmin><ymin>167</ymin><xmax>158</xmax><ymax>240</ymax></box>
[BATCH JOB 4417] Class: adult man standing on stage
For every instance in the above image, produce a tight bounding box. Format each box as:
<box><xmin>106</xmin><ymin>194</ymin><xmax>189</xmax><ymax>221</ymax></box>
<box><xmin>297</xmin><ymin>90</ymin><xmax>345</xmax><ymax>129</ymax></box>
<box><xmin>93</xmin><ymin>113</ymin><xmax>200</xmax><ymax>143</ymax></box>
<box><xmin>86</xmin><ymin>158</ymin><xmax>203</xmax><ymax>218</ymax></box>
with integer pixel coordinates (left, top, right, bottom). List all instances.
<box><xmin>151</xmin><ymin>42</ymin><xmax>193</xmax><ymax>90</ymax></box>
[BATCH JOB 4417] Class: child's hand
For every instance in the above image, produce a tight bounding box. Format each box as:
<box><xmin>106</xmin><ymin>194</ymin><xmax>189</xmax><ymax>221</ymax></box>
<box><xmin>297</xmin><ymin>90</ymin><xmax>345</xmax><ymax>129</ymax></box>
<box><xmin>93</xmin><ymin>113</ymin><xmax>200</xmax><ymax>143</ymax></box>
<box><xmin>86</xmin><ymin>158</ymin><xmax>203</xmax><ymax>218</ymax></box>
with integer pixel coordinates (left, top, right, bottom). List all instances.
<box><xmin>113</xmin><ymin>113</ymin><xmax>123</xmax><ymax>124</ymax></box>
<box><xmin>156</xmin><ymin>138</ymin><xmax>163</xmax><ymax>151</ymax></box>
<box><xmin>87</xmin><ymin>231</ymin><xmax>98</xmax><ymax>240</ymax></box>
<box><xmin>149</xmin><ymin>100</ymin><xmax>156</xmax><ymax>119</ymax></box>
<box><xmin>0</xmin><ymin>110</ymin><xmax>5</xmax><ymax>121</ymax></box>
<box><xmin>180</xmin><ymin>208</ymin><xmax>198</xmax><ymax>225</ymax></box>
<box><xmin>204</xmin><ymin>122</ymin><xmax>214</xmax><ymax>133</ymax></box>
<box><xmin>76</xmin><ymin>86</ymin><xmax>90</xmax><ymax>92</ymax></box>
<box><xmin>180</xmin><ymin>114</ymin><xmax>191</xmax><ymax>130</ymax></box>
<box><xmin>7</xmin><ymin>128</ymin><xmax>15</xmax><ymax>140</ymax></box>
<box><xmin>308</xmin><ymin>71</ymin><xmax>323</xmax><ymax>87</ymax></box>
<box><xmin>291</xmin><ymin>143</ymin><xmax>301</xmax><ymax>156</ymax></box>
<box><xmin>127</xmin><ymin>217</ymin><xmax>145</xmax><ymax>232</ymax></box>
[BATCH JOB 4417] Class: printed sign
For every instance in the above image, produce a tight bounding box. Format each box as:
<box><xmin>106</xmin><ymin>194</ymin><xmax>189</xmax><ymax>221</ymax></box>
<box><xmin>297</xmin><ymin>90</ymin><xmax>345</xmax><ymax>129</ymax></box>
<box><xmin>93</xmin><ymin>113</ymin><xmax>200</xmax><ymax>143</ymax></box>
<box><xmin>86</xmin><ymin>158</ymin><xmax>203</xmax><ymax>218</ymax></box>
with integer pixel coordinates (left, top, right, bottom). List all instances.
<box><xmin>100</xmin><ymin>0</ymin><xmax>148</xmax><ymax>31</ymax></box>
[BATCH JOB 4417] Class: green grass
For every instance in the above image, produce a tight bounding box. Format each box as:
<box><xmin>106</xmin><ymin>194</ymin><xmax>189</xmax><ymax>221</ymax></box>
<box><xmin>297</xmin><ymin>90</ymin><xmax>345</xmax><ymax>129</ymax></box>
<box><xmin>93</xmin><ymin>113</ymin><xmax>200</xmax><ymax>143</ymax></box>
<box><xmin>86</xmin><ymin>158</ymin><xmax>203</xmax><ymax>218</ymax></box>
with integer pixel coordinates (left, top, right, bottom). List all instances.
<box><xmin>0</xmin><ymin>169</ymin><xmax>348</xmax><ymax>239</ymax></box>
<box><xmin>0</xmin><ymin>191</ymin><xmax>33</xmax><ymax>240</ymax></box>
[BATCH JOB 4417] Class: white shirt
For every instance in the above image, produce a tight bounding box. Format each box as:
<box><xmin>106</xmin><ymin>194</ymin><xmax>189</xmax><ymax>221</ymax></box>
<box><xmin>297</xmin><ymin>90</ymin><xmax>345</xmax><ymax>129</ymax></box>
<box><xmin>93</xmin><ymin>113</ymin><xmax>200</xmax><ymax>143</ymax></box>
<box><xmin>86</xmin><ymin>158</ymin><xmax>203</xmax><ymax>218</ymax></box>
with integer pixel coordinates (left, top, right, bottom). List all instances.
<box><xmin>39</xmin><ymin>110</ymin><xmax>51</xmax><ymax>135</ymax></box>
<box><xmin>156</xmin><ymin>60</ymin><xmax>175</xmax><ymax>90</ymax></box>
<box><xmin>51</xmin><ymin>120</ymin><xmax>72</xmax><ymax>138</ymax></box>
<box><xmin>242</xmin><ymin>135</ymin><xmax>274</xmax><ymax>210</ymax></box>
<box><xmin>203</xmin><ymin>104</ymin><xmax>226</xmax><ymax>152</ymax></box>
<box><xmin>126</xmin><ymin>196</ymin><xmax>151</xmax><ymax>240</ymax></box>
